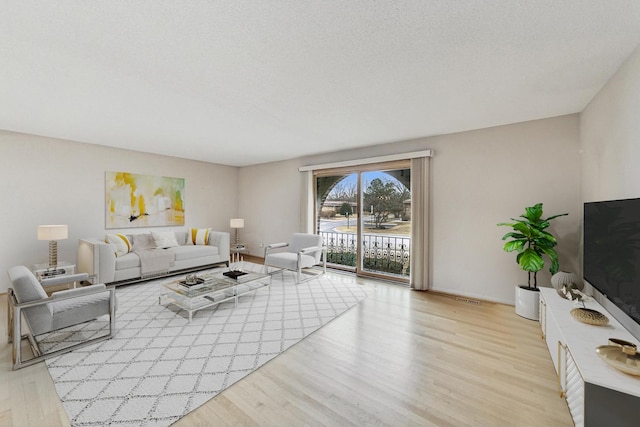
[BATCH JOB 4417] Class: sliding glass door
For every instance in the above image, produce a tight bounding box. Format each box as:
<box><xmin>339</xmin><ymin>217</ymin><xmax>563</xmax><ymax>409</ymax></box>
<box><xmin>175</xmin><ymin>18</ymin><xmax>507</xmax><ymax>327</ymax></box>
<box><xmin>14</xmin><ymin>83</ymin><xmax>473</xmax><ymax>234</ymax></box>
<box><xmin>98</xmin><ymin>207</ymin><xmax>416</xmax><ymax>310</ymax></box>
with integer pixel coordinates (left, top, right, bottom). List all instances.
<box><xmin>315</xmin><ymin>161</ymin><xmax>411</xmax><ymax>283</ymax></box>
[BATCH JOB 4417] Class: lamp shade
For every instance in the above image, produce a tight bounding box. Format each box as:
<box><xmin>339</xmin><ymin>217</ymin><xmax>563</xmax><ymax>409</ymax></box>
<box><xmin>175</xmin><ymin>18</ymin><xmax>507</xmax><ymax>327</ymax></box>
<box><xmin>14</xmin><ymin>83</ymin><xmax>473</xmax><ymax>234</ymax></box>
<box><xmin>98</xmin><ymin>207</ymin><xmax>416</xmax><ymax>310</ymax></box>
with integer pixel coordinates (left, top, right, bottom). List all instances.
<box><xmin>230</xmin><ymin>218</ymin><xmax>245</xmax><ymax>229</ymax></box>
<box><xmin>37</xmin><ymin>225</ymin><xmax>68</xmax><ymax>241</ymax></box>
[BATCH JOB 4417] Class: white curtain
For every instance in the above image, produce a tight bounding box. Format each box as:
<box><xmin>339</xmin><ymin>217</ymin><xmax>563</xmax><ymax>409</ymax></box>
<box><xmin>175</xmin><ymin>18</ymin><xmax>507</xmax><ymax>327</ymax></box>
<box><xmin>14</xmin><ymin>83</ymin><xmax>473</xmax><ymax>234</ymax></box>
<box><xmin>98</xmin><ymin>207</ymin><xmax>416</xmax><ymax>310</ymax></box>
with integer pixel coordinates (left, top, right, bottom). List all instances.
<box><xmin>410</xmin><ymin>156</ymin><xmax>430</xmax><ymax>290</ymax></box>
<box><xmin>300</xmin><ymin>170</ymin><xmax>314</xmax><ymax>233</ymax></box>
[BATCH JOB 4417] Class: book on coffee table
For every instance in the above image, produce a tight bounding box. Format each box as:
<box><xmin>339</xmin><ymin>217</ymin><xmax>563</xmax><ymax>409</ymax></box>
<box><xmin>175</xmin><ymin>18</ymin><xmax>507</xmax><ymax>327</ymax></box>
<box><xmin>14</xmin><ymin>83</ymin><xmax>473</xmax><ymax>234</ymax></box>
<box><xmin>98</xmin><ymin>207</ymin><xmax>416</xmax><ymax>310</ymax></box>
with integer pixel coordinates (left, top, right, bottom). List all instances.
<box><xmin>223</xmin><ymin>270</ymin><xmax>248</xmax><ymax>280</ymax></box>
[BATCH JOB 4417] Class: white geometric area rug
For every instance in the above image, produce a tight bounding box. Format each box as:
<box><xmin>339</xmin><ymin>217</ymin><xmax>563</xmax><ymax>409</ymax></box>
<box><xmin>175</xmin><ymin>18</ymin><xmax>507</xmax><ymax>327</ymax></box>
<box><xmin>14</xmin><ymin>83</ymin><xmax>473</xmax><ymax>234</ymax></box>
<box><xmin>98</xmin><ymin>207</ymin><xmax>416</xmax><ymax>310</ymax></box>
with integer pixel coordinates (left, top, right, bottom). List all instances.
<box><xmin>41</xmin><ymin>263</ymin><xmax>367</xmax><ymax>427</ymax></box>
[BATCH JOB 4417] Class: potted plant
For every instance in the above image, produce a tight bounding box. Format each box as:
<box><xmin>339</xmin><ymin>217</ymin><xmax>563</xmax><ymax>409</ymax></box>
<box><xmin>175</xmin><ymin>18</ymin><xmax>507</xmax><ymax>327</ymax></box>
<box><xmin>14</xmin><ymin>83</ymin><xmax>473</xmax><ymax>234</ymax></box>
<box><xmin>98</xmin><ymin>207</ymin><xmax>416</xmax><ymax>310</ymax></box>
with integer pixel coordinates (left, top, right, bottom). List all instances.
<box><xmin>498</xmin><ymin>203</ymin><xmax>568</xmax><ymax>320</ymax></box>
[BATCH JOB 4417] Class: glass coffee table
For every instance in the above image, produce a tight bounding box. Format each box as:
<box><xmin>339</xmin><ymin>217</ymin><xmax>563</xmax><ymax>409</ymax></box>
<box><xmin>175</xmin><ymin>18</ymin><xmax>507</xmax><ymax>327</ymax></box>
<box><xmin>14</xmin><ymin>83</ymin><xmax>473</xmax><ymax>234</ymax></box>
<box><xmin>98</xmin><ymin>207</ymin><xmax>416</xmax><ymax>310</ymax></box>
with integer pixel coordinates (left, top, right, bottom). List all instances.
<box><xmin>160</xmin><ymin>270</ymin><xmax>270</xmax><ymax>322</ymax></box>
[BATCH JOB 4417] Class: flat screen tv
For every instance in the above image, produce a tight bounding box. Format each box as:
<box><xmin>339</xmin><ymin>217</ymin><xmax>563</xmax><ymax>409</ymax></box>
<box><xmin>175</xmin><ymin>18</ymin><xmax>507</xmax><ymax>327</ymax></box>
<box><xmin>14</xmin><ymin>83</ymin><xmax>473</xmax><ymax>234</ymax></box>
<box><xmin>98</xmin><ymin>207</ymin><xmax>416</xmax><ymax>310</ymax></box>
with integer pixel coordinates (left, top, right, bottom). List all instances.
<box><xmin>584</xmin><ymin>198</ymin><xmax>640</xmax><ymax>331</ymax></box>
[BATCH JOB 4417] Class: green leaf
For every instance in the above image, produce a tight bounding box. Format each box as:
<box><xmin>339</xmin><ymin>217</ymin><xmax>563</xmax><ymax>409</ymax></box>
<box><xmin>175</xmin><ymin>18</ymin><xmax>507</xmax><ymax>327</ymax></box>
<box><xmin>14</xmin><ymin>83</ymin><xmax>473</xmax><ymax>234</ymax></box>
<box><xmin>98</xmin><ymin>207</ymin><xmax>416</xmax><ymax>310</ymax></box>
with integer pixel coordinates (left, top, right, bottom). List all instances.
<box><xmin>518</xmin><ymin>248</ymin><xmax>544</xmax><ymax>272</ymax></box>
<box><xmin>540</xmin><ymin>231</ymin><xmax>558</xmax><ymax>246</ymax></box>
<box><xmin>534</xmin><ymin>238</ymin><xmax>555</xmax><ymax>249</ymax></box>
<box><xmin>501</xmin><ymin>232</ymin><xmax>526</xmax><ymax>240</ymax></box>
<box><xmin>503</xmin><ymin>240</ymin><xmax>525</xmax><ymax>252</ymax></box>
<box><xmin>537</xmin><ymin>221</ymin><xmax>550</xmax><ymax>230</ymax></box>
<box><xmin>544</xmin><ymin>212</ymin><xmax>569</xmax><ymax>222</ymax></box>
<box><xmin>512</xmin><ymin>222</ymin><xmax>531</xmax><ymax>236</ymax></box>
<box><xmin>549</xmin><ymin>257</ymin><xmax>559</xmax><ymax>275</ymax></box>
<box><xmin>540</xmin><ymin>246</ymin><xmax>558</xmax><ymax>259</ymax></box>
<box><xmin>528</xmin><ymin>228</ymin><xmax>544</xmax><ymax>239</ymax></box>
<box><xmin>540</xmin><ymin>247</ymin><xmax>559</xmax><ymax>274</ymax></box>
<box><xmin>524</xmin><ymin>204</ymin><xmax>543</xmax><ymax>222</ymax></box>
<box><xmin>496</xmin><ymin>222</ymin><xmax>515</xmax><ymax>227</ymax></box>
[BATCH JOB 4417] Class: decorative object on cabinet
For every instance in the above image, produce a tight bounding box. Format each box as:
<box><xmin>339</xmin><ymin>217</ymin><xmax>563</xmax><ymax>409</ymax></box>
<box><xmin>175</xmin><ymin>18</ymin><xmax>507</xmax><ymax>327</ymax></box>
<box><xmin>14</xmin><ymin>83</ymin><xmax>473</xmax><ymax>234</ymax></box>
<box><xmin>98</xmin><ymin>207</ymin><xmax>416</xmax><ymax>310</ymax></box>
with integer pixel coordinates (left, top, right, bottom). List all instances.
<box><xmin>498</xmin><ymin>202</ymin><xmax>568</xmax><ymax>320</ymax></box>
<box><xmin>596</xmin><ymin>344</ymin><xmax>640</xmax><ymax>376</ymax></box>
<box><xmin>571</xmin><ymin>307</ymin><xmax>609</xmax><ymax>326</ymax></box>
<box><xmin>558</xmin><ymin>283</ymin><xmax>584</xmax><ymax>300</ymax></box>
<box><xmin>37</xmin><ymin>224</ymin><xmax>68</xmax><ymax>270</ymax></box>
<box><xmin>551</xmin><ymin>270</ymin><xmax>581</xmax><ymax>289</ymax></box>
<box><xmin>551</xmin><ymin>271</ymin><xmax>583</xmax><ymax>300</ymax></box>
<box><xmin>559</xmin><ymin>285</ymin><xmax>592</xmax><ymax>306</ymax></box>
<box><xmin>609</xmin><ymin>338</ymin><xmax>637</xmax><ymax>349</ymax></box>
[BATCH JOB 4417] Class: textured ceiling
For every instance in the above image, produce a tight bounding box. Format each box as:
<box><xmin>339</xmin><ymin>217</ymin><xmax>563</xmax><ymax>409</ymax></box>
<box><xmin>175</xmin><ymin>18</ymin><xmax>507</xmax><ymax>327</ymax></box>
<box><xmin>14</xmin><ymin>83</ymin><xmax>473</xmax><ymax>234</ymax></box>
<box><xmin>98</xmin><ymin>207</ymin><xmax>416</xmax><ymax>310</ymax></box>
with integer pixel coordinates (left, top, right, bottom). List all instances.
<box><xmin>2</xmin><ymin>1</ymin><xmax>640</xmax><ymax>166</ymax></box>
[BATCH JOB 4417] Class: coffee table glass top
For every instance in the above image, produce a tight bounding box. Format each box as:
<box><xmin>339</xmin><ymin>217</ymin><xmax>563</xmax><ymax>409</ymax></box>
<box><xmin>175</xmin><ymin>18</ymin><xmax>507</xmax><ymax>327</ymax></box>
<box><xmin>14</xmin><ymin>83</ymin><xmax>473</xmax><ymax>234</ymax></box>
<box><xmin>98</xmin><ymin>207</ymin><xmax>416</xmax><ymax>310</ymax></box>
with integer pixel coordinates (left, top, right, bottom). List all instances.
<box><xmin>164</xmin><ymin>270</ymin><xmax>269</xmax><ymax>298</ymax></box>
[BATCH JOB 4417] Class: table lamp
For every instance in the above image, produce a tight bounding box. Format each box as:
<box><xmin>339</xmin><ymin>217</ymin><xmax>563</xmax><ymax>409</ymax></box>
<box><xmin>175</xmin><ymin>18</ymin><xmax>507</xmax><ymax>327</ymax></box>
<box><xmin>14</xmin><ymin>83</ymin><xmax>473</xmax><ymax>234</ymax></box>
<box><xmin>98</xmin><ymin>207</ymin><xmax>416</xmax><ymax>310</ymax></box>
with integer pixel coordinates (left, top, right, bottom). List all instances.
<box><xmin>37</xmin><ymin>224</ymin><xmax>68</xmax><ymax>270</ymax></box>
<box><xmin>230</xmin><ymin>218</ymin><xmax>244</xmax><ymax>245</ymax></box>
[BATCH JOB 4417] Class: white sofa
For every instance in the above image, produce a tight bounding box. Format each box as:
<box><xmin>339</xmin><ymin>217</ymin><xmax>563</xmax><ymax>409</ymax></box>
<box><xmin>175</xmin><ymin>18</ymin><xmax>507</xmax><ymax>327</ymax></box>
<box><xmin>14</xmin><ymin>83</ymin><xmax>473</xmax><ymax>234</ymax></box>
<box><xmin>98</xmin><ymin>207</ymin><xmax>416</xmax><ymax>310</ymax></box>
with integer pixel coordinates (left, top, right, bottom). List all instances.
<box><xmin>78</xmin><ymin>230</ymin><xmax>230</xmax><ymax>285</ymax></box>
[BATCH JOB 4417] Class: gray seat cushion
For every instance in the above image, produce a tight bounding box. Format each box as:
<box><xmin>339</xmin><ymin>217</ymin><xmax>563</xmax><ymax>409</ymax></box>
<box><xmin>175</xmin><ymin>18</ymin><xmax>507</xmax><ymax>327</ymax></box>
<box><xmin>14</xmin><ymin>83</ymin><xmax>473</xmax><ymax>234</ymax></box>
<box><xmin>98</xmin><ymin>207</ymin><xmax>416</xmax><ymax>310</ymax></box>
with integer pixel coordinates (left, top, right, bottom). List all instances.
<box><xmin>50</xmin><ymin>290</ymin><xmax>113</xmax><ymax>332</ymax></box>
<box><xmin>265</xmin><ymin>252</ymin><xmax>318</xmax><ymax>270</ymax></box>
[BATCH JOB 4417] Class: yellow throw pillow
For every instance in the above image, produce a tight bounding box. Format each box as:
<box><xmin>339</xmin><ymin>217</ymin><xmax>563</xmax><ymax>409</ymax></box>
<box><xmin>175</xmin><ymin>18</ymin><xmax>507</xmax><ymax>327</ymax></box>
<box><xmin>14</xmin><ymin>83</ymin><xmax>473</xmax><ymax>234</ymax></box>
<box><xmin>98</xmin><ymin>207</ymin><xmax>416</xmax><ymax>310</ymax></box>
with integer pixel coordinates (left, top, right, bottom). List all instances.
<box><xmin>190</xmin><ymin>228</ymin><xmax>210</xmax><ymax>245</ymax></box>
<box><xmin>105</xmin><ymin>233</ymin><xmax>131</xmax><ymax>257</ymax></box>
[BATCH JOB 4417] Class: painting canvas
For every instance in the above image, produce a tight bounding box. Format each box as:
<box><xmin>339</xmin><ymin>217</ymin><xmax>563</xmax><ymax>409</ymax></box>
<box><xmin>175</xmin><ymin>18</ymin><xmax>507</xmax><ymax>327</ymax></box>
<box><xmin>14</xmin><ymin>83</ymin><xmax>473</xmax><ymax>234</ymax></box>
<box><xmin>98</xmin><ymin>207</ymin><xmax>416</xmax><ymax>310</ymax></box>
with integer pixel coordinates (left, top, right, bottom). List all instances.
<box><xmin>106</xmin><ymin>171</ymin><xmax>185</xmax><ymax>228</ymax></box>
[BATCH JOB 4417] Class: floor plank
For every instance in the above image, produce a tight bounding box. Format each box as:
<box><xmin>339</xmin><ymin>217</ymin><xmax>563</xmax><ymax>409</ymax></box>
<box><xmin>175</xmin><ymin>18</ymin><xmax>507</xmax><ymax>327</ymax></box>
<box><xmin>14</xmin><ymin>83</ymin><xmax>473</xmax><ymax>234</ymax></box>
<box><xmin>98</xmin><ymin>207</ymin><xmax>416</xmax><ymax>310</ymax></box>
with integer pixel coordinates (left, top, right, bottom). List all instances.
<box><xmin>0</xmin><ymin>276</ymin><xmax>573</xmax><ymax>427</ymax></box>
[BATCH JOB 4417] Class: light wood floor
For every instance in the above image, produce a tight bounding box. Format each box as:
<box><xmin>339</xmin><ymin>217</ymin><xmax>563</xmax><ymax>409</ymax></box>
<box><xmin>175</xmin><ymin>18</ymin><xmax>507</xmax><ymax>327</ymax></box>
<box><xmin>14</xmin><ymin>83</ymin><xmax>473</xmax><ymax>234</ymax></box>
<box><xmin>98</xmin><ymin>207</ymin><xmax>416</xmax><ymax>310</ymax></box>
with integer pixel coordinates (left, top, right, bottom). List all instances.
<box><xmin>0</xmin><ymin>276</ymin><xmax>573</xmax><ymax>427</ymax></box>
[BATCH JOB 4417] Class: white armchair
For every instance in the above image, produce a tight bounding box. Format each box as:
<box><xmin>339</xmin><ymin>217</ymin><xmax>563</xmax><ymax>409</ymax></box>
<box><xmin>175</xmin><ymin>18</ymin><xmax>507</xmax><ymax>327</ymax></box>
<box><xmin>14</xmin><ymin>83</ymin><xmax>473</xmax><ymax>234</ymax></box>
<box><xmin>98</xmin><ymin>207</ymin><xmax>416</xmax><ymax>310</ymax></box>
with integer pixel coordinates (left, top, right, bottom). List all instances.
<box><xmin>264</xmin><ymin>233</ymin><xmax>327</xmax><ymax>283</ymax></box>
<box><xmin>7</xmin><ymin>266</ymin><xmax>117</xmax><ymax>370</ymax></box>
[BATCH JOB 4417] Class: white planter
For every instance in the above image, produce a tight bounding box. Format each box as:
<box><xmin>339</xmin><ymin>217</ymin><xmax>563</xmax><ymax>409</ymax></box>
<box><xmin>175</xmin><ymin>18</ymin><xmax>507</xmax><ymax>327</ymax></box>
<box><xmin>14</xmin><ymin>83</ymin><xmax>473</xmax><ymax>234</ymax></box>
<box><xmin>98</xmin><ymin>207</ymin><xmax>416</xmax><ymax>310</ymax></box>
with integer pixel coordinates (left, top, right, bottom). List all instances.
<box><xmin>515</xmin><ymin>285</ymin><xmax>540</xmax><ymax>320</ymax></box>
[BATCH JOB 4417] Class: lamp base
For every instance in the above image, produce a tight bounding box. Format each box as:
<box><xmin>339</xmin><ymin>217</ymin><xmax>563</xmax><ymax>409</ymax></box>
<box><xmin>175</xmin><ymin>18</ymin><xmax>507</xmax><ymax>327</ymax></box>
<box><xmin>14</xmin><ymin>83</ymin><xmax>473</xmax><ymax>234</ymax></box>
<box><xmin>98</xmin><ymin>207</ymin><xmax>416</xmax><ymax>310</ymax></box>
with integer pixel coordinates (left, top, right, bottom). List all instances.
<box><xmin>48</xmin><ymin>240</ymin><xmax>58</xmax><ymax>270</ymax></box>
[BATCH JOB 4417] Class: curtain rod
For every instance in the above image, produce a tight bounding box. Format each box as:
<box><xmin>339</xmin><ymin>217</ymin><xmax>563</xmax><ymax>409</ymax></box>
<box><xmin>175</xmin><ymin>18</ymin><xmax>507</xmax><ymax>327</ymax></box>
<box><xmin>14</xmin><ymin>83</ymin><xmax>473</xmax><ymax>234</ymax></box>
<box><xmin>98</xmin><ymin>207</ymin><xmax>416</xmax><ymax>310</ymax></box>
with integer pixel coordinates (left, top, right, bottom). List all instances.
<box><xmin>298</xmin><ymin>149</ymin><xmax>433</xmax><ymax>172</ymax></box>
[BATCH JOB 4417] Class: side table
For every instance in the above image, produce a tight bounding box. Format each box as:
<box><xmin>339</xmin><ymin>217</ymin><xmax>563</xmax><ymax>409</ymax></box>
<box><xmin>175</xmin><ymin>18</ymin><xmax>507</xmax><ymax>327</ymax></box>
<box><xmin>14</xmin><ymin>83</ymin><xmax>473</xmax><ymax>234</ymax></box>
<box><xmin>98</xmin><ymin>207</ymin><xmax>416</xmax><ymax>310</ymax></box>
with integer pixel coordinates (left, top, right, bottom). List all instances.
<box><xmin>230</xmin><ymin>243</ymin><xmax>249</xmax><ymax>264</ymax></box>
<box><xmin>31</xmin><ymin>261</ymin><xmax>78</xmax><ymax>287</ymax></box>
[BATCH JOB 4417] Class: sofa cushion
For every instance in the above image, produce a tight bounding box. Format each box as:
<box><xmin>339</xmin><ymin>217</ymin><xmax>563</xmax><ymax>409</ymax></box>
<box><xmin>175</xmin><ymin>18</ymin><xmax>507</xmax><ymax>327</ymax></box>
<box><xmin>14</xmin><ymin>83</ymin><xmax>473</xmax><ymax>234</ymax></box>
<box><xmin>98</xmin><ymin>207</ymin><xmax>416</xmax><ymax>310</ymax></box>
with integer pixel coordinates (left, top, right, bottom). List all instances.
<box><xmin>175</xmin><ymin>231</ymin><xmax>189</xmax><ymax>246</ymax></box>
<box><xmin>115</xmin><ymin>252</ymin><xmax>141</xmax><ymax>270</ymax></box>
<box><xmin>151</xmin><ymin>231</ymin><xmax>179</xmax><ymax>248</ymax></box>
<box><xmin>169</xmin><ymin>245</ymin><xmax>218</xmax><ymax>261</ymax></box>
<box><xmin>190</xmin><ymin>228</ymin><xmax>210</xmax><ymax>245</ymax></box>
<box><xmin>105</xmin><ymin>233</ymin><xmax>131</xmax><ymax>257</ymax></box>
<box><xmin>131</xmin><ymin>233</ymin><xmax>155</xmax><ymax>250</ymax></box>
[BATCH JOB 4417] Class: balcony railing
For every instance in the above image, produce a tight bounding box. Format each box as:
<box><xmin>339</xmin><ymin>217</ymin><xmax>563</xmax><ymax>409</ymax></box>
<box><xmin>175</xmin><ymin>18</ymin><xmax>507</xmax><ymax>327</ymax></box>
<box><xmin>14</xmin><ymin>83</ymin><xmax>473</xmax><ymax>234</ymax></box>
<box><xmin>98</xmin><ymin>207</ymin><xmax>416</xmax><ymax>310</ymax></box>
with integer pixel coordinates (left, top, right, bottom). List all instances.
<box><xmin>319</xmin><ymin>231</ymin><xmax>411</xmax><ymax>278</ymax></box>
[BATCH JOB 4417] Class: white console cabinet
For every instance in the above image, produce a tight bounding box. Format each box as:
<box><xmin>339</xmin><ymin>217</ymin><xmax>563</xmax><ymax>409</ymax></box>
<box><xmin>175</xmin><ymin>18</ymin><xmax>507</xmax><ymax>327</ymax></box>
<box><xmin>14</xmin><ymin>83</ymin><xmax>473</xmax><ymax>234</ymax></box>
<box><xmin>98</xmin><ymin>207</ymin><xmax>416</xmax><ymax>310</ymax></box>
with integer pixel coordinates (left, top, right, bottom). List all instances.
<box><xmin>539</xmin><ymin>288</ymin><xmax>640</xmax><ymax>427</ymax></box>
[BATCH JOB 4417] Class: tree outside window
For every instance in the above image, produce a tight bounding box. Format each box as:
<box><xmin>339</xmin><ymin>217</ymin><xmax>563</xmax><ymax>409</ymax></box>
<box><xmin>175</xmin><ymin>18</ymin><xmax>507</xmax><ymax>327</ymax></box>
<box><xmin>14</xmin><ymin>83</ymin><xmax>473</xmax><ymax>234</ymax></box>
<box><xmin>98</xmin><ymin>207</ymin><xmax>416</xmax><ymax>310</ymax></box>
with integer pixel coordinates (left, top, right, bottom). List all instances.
<box><xmin>364</xmin><ymin>178</ymin><xmax>406</xmax><ymax>229</ymax></box>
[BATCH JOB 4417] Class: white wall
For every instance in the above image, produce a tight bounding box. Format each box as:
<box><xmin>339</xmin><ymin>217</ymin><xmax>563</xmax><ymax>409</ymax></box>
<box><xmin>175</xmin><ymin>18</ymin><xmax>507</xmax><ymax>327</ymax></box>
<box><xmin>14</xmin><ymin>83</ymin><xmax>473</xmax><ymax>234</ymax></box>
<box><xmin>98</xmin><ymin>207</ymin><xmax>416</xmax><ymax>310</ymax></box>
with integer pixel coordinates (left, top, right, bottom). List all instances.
<box><xmin>0</xmin><ymin>131</ymin><xmax>238</xmax><ymax>293</ymax></box>
<box><xmin>238</xmin><ymin>157</ymin><xmax>302</xmax><ymax>255</ymax></box>
<box><xmin>428</xmin><ymin>116</ymin><xmax>581</xmax><ymax>303</ymax></box>
<box><xmin>239</xmin><ymin>115</ymin><xmax>582</xmax><ymax>304</ymax></box>
<box><xmin>581</xmin><ymin>45</ymin><xmax>640</xmax><ymax>203</ymax></box>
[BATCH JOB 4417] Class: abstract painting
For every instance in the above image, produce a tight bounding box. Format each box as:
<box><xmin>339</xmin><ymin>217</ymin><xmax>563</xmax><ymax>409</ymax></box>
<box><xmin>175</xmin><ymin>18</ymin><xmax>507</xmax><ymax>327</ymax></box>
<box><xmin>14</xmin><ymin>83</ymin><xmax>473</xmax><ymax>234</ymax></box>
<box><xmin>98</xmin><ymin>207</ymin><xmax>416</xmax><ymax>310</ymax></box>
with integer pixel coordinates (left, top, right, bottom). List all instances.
<box><xmin>106</xmin><ymin>171</ymin><xmax>185</xmax><ymax>228</ymax></box>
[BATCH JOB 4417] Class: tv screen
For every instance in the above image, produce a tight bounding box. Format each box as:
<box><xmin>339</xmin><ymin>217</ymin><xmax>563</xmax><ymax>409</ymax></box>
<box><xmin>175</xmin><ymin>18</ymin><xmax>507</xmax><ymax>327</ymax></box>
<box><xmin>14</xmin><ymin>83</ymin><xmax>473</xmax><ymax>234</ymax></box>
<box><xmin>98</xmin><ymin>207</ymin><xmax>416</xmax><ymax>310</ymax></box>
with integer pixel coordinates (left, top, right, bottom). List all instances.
<box><xmin>584</xmin><ymin>198</ymin><xmax>640</xmax><ymax>326</ymax></box>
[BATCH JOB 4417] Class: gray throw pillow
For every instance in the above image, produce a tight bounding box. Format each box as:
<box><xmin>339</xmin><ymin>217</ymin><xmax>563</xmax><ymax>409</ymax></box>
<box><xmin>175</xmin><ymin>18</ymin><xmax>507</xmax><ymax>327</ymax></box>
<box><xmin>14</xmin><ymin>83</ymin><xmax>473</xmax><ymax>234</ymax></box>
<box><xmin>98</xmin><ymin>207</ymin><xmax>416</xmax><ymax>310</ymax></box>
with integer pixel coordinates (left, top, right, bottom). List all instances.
<box><xmin>132</xmin><ymin>233</ymin><xmax>155</xmax><ymax>250</ymax></box>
